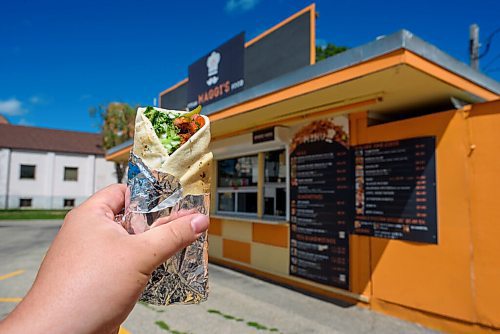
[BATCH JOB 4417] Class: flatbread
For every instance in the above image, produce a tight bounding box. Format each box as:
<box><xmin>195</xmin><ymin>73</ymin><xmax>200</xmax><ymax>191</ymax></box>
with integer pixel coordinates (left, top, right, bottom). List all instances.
<box><xmin>133</xmin><ymin>107</ymin><xmax>212</xmax><ymax>195</ymax></box>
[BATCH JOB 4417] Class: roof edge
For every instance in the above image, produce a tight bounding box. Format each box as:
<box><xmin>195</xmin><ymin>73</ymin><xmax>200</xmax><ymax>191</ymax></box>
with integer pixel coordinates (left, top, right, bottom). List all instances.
<box><xmin>201</xmin><ymin>30</ymin><xmax>499</xmax><ymax>116</ymax></box>
<box><xmin>106</xmin><ymin>139</ymin><xmax>133</xmax><ymax>156</ymax></box>
<box><xmin>400</xmin><ymin>30</ymin><xmax>500</xmax><ymax>94</ymax></box>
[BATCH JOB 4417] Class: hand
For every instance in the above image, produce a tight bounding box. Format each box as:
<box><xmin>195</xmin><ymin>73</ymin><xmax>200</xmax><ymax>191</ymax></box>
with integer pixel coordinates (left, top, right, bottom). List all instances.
<box><xmin>0</xmin><ymin>184</ymin><xmax>209</xmax><ymax>334</ymax></box>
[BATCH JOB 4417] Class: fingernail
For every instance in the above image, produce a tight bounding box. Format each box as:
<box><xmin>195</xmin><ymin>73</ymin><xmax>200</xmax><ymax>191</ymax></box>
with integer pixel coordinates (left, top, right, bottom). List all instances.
<box><xmin>190</xmin><ymin>214</ymin><xmax>209</xmax><ymax>234</ymax></box>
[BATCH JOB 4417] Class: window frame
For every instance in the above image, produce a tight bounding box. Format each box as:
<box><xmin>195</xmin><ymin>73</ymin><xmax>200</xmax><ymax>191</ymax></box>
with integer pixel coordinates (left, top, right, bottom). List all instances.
<box><xmin>19</xmin><ymin>164</ymin><xmax>36</xmax><ymax>180</ymax></box>
<box><xmin>63</xmin><ymin>167</ymin><xmax>79</xmax><ymax>182</ymax></box>
<box><xmin>215</xmin><ymin>145</ymin><xmax>290</xmax><ymax>222</ymax></box>
<box><xmin>63</xmin><ymin>198</ymin><xmax>76</xmax><ymax>208</ymax></box>
<box><xmin>216</xmin><ymin>153</ymin><xmax>259</xmax><ymax>217</ymax></box>
<box><xmin>19</xmin><ymin>198</ymin><xmax>32</xmax><ymax>208</ymax></box>
<box><xmin>216</xmin><ymin>186</ymin><xmax>259</xmax><ymax>216</ymax></box>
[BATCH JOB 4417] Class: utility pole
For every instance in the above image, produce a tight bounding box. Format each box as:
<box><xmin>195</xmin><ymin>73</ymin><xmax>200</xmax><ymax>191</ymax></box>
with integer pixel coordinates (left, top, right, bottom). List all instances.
<box><xmin>469</xmin><ymin>24</ymin><xmax>480</xmax><ymax>70</ymax></box>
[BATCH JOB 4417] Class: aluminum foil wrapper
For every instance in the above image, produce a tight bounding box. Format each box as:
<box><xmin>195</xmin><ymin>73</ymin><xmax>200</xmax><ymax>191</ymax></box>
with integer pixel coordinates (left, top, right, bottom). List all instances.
<box><xmin>116</xmin><ymin>153</ymin><xmax>209</xmax><ymax>306</ymax></box>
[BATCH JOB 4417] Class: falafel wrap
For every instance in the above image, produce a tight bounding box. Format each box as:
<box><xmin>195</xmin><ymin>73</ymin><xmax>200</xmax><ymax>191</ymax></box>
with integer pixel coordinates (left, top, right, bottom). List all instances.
<box><xmin>119</xmin><ymin>106</ymin><xmax>212</xmax><ymax>306</ymax></box>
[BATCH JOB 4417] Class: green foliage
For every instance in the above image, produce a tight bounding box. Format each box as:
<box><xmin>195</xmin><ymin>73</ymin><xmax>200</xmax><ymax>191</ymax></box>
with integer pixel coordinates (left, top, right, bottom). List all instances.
<box><xmin>207</xmin><ymin>309</ymin><xmax>281</xmax><ymax>333</ymax></box>
<box><xmin>154</xmin><ymin>320</ymin><xmax>190</xmax><ymax>334</ymax></box>
<box><xmin>247</xmin><ymin>321</ymin><xmax>268</xmax><ymax>330</ymax></box>
<box><xmin>89</xmin><ymin>102</ymin><xmax>136</xmax><ymax>183</ymax></box>
<box><xmin>155</xmin><ymin>320</ymin><xmax>170</xmax><ymax>331</ymax></box>
<box><xmin>316</xmin><ymin>43</ymin><xmax>348</xmax><ymax>62</ymax></box>
<box><xmin>0</xmin><ymin>210</ymin><xmax>69</xmax><ymax>220</ymax></box>
<box><xmin>89</xmin><ymin>102</ymin><xmax>136</xmax><ymax>150</ymax></box>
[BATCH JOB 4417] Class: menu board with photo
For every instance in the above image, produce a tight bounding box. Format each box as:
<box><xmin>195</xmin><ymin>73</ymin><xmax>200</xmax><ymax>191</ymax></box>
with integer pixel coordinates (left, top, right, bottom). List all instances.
<box><xmin>289</xmin><ymin>118</ymin><xmax>352</xmax><ymax>290</ymax></box>
<box><xmin>353</xmin><ymin>137</ymin><xmax>437</xmax><ymax>243</ymax></box>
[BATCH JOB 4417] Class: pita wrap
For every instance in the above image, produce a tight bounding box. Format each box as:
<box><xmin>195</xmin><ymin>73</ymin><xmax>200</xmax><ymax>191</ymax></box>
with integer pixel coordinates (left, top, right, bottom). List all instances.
<box><xmin>119</xmin><ymin>106</ymin><xmax>212</xmax><ymax>306</ymax></box>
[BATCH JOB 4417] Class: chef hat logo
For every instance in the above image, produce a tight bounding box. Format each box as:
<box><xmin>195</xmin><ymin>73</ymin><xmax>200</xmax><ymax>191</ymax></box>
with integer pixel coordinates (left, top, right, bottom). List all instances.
<box><xmin>206</xmin><ymin>51</ymin><xmax>221</xmax><ymax>77</ymax></box>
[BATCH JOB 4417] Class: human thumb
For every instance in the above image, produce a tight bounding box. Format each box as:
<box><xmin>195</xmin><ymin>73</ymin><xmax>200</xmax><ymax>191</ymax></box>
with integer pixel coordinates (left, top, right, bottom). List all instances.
<box><xmin>135</xmin><ymin>213</ymin><xmax>209</xmax><ymax>271</ymax></box>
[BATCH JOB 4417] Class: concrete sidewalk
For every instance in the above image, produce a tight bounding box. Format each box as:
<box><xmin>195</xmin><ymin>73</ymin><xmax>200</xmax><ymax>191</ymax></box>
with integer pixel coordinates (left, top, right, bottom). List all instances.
<box><xmin>0</xmin><ymin>220</ymin><xmax>439</xmax><ymax>333</ymax></box>
<box><xmin>123</xmin><ymin>264</ymin><xmax>439</xmax><ymax>334</ymax></box>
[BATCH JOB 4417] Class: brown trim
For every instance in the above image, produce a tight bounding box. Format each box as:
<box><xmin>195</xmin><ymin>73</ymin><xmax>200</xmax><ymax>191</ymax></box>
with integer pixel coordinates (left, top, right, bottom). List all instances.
<box><xmin>309</xmin><ymin>3</ymin><xmax>316</xmax><ymax>65</ymax></box>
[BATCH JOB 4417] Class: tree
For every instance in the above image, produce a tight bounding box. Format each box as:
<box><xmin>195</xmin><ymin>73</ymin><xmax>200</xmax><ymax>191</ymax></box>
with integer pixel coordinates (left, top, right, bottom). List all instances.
<box><xmin>90</xmin><ymin>102</ymin><xmax>136</xmax><ymax>183</ymax></box>
<box><xmin>316</xmin><ymin>43</ymin><xmax>348</xmax><ymax>62</ymax></box>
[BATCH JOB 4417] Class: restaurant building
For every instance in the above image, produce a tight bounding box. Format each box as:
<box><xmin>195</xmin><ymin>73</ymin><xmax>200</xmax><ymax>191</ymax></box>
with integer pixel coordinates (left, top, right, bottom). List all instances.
<box><xmin>106</xmin><ymin>5</ymin><xmax>500</xmax><ymax>333</ymax></box>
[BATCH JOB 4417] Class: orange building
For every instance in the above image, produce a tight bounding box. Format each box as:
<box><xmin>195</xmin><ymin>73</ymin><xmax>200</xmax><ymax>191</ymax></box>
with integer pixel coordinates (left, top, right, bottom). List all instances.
<box><xmin>106</xmin><ymin>5</ymin><xmax>500</xmax><ymax>333</ymax></box>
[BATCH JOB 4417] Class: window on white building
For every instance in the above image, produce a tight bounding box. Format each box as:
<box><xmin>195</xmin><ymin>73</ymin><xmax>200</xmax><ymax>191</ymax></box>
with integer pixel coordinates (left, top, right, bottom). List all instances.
<box><xmin>19</xmin><ymin>198</ymin><xmax>32</xmax><ymax>208</ymax></box>
<box><xmin>20</xmin><ymin>165</ymin><xmax>36</xmax><ymax>179</ymax></box>
<box><xmin>217</xmin><ymin>154</ymin><xmax>258</xmax><ymax>215</ymax></box>
<box><xmin>63</xmin><ymin>199</ymin><xmax>75</xmax><ymax>208</ymax></box>
<box><xmin>64</xmin><ymin>167</ymin><xmax>78</xmax><ymax>181</ymax></box>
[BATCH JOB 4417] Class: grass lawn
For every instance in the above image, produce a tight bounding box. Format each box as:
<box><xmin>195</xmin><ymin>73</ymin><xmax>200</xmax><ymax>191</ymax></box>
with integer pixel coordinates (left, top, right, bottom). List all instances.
<box><xmin>0</xmin><ymin>209</ymin><xmax>69</xmax><ymax>220</ymax></box>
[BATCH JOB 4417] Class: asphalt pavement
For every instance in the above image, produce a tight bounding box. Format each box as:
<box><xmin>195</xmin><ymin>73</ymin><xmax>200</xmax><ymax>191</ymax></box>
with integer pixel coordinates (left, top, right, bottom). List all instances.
<box><xmin>0</xmin><ymin>220</ymin><xmax>439</xmax><ymax>334</ymax></box>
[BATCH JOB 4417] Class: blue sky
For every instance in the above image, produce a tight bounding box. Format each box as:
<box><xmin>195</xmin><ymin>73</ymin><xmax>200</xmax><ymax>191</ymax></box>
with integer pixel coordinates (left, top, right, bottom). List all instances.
<box><xmin>1</xmin><ymin>0</ymin><xmax>499</xmax><ymax>133</ymax></box>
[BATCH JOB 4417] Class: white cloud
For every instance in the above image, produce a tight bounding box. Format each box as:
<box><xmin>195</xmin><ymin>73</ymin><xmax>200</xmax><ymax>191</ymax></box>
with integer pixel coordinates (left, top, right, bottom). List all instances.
<box><xmin>29</xmin><ymin>94</ymin><xmax>51</xmax><ymax>105</ymax></box>
<box><xmin>0</xmin><ymin>98</ymin><xmax>27</xmax><ymax>116</ymax></box>
<box><xmin>17</xmin><ymin>118</ymin><xmax>34</xmax><ymax>126</ymax></box>
<box><xmin>225</xmin><ymin>0</ymin><xmax>260</xmax><ymax>13</ymax></box>
<box><xmin>29</xmin><ymin>95</ymin><xmax>43</xmax><ymax>104</ymax></box>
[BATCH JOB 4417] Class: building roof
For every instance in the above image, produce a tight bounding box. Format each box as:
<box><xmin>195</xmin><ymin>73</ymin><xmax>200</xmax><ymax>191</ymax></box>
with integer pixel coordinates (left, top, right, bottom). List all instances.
<box><xmin>0</xmin><ymin>124</ymin><xmax>105</xmax><ymax>155</ymax></box>
<box><xmin>202</xmin><ymin>30</ymin><xmax>500</xmax><ymax>116</ymax></box>
<box><xmin>107</xmin><ymin>30</ymin><xmax>500</xmax><ymax>160</ymax></box>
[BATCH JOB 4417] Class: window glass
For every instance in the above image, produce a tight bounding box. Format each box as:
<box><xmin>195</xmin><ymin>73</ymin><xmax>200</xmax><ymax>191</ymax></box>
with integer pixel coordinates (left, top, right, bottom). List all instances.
<box><xmin>64</xmin><ymin>199</ymin><xmax>75</xmax><ymax>208</ymax></box>
<box><xmin>64</xmin><ymin>167</ymin><xmax>78</xmax><ymax>181</ymax></box>
<box><xmin>237</xmin><ymin>192</ymin><xmax>258</xmax><ymax>213</ymax></box>
<box><xmin>263</xmin><ymin>149</ymin><xmax>287</xmax><ymax>218</ymax></box>
<box><xmin>19</xmin><ymin>198</ymin><xmax>32</xmax><ymax>207</ymax></box>
<box><xmin>217</xmin><ymin>193</ymin><xmax>235</xmax><ymax>212</ymax></box>
<box><xmin>20</xmin><ymin>165</ymin><xmax>36</xmax><ymax>179</ymax></box>
<box><xmin>218</xmin><ymin>155</ymin><xmax>258</xmax><ymax>187</ymax></box>
<box><xmin>216</xmin><ymin>150</ymin><xmax>285</xmax><ymax>218</ymax></box>
<box><xmin>264</xmin><ymin>187</ymin><xmax>286</xmax><ymax>217</ymax></box>
<box><xmin>264</xmin><ymin>150</ymin><xmax>286</xmax><ymax>183</ymax></box>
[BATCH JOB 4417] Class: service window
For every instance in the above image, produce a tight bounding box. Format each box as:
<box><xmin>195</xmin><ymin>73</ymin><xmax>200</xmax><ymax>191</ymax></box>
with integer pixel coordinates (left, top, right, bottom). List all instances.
<box><xmin>64</xmin><ymin>167</ymin><xmax>78</xmax><ymax>181</ymax></box>
<box><xmin>20</xmin><ymin>165</ymin><xmax>36</xmax><ymax>179</ymax></box>
<box><xmin>217</xmin><ymin>154</ymin><xmax>258</xmax><ymax>215</ymax></box>
<box><xmin>19</xmin><ymin>198</ymin><xmax>32</xmax><ymax>207</ymax></box>
<box><xmin>263</xmin><ymin>149</ymin><xmax>287</xmax><ymax>218</ymax></box>
<box><xmin>63</xmin><ymin>199</ymin><xmax>75</xmax><ymax>208</ymax></box>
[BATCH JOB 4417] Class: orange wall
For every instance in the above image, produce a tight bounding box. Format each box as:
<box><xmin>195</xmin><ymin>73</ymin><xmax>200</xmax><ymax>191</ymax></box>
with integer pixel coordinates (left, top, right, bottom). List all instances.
<box><xmin>467</xmin><ymin>101</ymin><xmax>500</xmax><ymax>328</ymax></box>
<box><xmin>208</xmin><ymin>100</ymin><xmax>500</xmax><ymax>333</ymax></box>
<box><xmin>350</xmin><ymin>100</ymin><xmax>500</xmax><ymax>331</ymax></box>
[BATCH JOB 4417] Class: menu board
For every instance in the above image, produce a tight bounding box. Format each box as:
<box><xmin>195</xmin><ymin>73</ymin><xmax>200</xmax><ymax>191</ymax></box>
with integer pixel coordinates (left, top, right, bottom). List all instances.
<box><xmin>353</xmin><ymin>137</ymin><xmax>437</xmax><ymax>243</ymax></box>
<box><xmin>289</xmin><ymin>118</ymin><xmax>351</xmax><ymax>290</ymax></box>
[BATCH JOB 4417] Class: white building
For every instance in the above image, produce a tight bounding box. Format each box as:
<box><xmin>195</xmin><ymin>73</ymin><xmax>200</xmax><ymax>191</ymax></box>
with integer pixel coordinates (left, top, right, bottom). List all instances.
<box><xmin>0</xmin><ymin>121</ymin><xmax>117</xmax><ymax>209</ymax></box>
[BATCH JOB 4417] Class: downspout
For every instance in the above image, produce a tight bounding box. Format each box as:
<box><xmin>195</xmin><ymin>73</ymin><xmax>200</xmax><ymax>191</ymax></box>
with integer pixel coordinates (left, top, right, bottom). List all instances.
<box><xmin>5</xmin><ymin>149</ymin><xmax>11</xmax><ymax>209</ymax></box>
<box><xmin>93</xmin><ymin>155</ymin><xmax>96</xmax><ymax>193</ymax></box>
